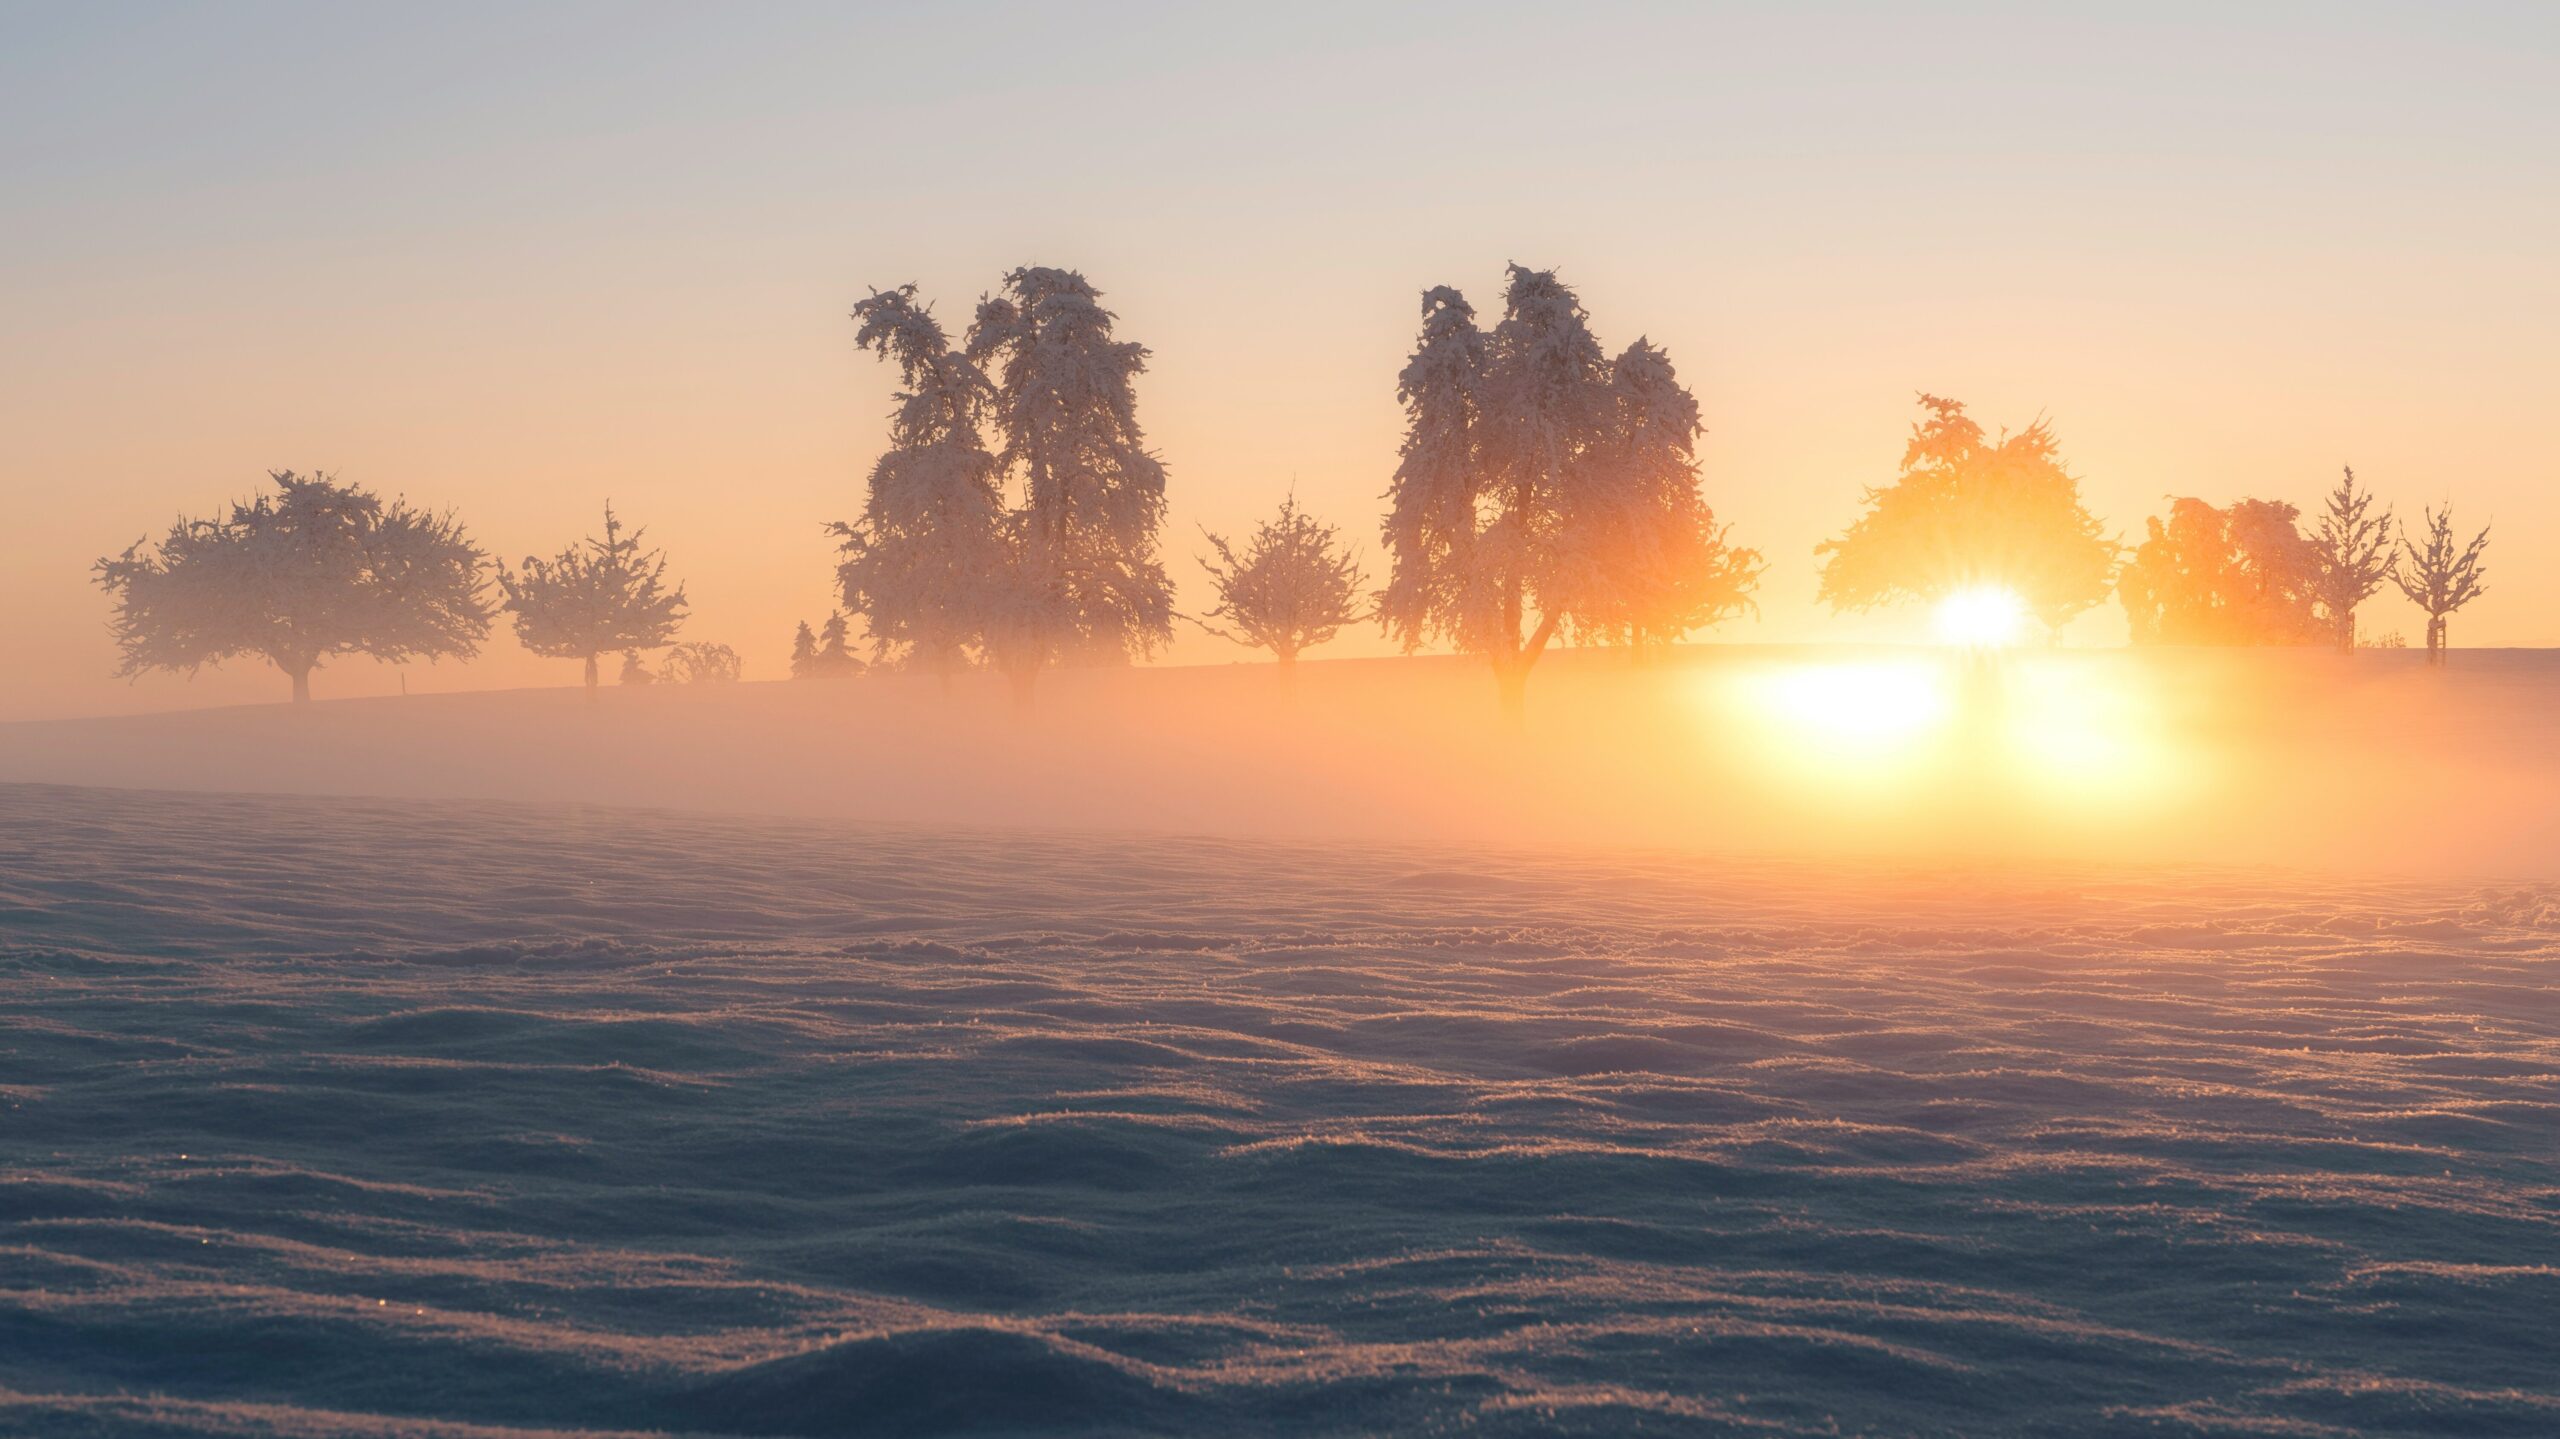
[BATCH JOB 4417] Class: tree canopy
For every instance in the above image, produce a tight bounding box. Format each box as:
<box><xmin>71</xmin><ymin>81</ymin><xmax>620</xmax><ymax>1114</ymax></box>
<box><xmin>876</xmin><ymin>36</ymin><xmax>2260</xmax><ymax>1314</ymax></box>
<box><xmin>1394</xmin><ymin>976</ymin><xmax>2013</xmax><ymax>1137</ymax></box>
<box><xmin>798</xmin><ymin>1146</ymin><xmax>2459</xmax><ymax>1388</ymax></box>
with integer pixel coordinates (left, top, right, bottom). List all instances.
<box><xmin>94</xmin><ymin>470</ymin><xmax>490</xmax><ymax>703</ymax></box>
<box><xmin>1815</xmin><ymin>396</ymin><xmax>2116</xmax><ymax>635</ymax></box>
<box><xmin>1379</xmin><ymin>266</ymin><xmax>1757</xmax><ymax>711</ymax></box>
<box><xmin>2120</xmin><ymin>496</ymin><xmax>2326</xmax><ymax>645</ymax></box>
<box><xmin>498</xmin><ymin>504</ymin><xmax>686</xmax><ymax>692</ymax></box>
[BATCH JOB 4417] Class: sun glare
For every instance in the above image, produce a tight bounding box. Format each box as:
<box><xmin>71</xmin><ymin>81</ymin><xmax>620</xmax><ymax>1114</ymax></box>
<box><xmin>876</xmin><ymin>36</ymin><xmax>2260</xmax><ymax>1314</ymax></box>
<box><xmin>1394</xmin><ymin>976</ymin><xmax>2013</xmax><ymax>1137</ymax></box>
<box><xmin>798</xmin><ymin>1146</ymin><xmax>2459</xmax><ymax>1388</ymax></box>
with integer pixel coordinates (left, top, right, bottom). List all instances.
<box><xmin>1933</xmin><ymin>586</ymin><xmax>2030</xmax><ymax>648</ymax></box>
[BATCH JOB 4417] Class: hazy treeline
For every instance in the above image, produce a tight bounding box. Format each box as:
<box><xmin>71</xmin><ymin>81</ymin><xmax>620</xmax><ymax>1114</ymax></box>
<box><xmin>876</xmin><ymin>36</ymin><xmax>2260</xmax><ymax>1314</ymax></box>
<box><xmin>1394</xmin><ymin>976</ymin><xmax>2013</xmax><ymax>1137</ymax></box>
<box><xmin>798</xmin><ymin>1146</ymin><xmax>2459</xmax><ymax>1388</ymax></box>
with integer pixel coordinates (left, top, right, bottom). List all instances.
<box><xmin>94</xmin><ymin>264</ymin><xmax>2496</xmax><ymax>705</ymax></box>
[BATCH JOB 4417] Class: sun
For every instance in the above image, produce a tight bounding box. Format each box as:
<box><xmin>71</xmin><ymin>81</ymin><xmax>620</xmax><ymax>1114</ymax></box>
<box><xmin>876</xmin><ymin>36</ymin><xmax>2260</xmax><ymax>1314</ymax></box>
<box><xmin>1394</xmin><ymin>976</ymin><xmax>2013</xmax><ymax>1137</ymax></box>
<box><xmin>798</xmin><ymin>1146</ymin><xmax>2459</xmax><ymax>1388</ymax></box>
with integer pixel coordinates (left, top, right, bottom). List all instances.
<box><xmin>1933</xmin><ymin>585</ymin><xmax>2030</xmax><ymax>648</ymax></box>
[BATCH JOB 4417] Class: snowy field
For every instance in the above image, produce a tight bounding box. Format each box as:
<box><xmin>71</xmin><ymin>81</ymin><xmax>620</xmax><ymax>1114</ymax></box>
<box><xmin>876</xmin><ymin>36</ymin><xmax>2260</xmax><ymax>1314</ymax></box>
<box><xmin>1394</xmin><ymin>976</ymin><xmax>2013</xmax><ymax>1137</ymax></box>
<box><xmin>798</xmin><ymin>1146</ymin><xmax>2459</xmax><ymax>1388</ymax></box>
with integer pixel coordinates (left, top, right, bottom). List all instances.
<box><xmin>4</xmin><ymin>779</ymin><xmax>2557</xmax><ymax>1436</ymax></box>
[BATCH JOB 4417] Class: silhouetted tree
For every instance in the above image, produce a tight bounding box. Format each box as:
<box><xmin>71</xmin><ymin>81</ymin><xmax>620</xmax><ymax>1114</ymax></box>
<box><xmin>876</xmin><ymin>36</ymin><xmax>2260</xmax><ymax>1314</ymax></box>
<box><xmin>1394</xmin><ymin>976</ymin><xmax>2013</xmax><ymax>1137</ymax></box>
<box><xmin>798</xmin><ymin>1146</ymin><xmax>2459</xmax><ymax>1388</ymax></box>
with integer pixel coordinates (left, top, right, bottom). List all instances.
<box><xmin>661</xmin><ymin>642</ymin><xmax>742</xmax><ymax>685</ymax></box>
<box><xmin>789</xmin><ymin>620</ymin><xmax>818</xmax><ymax>679</ymax></box>
<box><xmin>964</xmin><ymin>266</ymin><xmax>1175</xmax><ymax>706</ymax></box>
<box><xmin>1197</xmin><ymin>495</ymin><xmax>1366</xmax><ymax>672</ymax></box>
<box><xmin>94</xmin><ymin>470</ymin><xmax>490</xmax><ymax>704</ymax></box>
<box><xmin>618</xmin><ymin>650</ymin><xmax>654</xmax><ymax>685</ymax></box>
<box><xmin>2120</xmin><ymin>497</ymin><xmax>2326</xmax><ymax>645</ymax></box>
<box><xmin>813</xmin><ymin>611</ymin><xmax>861</xmax><ymax>676</ymax></box>
<box><xmin>1816</xmin><ymin>396</ymin><xmax>2116</xmax><ymax>638</ymax></box>
<box><xmin>2394</xmin><ymin>505</ymin><xmax>2488</xmax><ymax>666</ymax></box>
<box><xmin>833</xmin><ymin>285</ymin><xmax>1007</xmax><ymax>680</ymax></box>
<box><xmin>2309</xmin><ymin>467</ymin><xmax>2394</xmax><ymax>653</ymax></box>
<box><xmin>499</xmin><ymin>504</ymin><xmax>686</xmax><ymax>698</ymax></box>
<box><xmin>1379</xmin><ymin>267</ymin><xmax>1753</xmax><ymax>715</ymax></box>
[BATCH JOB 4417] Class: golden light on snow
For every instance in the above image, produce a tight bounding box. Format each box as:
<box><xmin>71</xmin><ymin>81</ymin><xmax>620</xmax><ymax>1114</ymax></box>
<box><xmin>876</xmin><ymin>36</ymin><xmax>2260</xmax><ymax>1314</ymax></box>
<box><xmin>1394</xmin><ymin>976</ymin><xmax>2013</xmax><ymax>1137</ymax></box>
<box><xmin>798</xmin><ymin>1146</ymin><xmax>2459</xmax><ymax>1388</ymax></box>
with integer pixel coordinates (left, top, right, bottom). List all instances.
<box><xmin>1932</xmin><ymin>585</ymin><xmax>2031</xmax><ymax>649</ymax></box>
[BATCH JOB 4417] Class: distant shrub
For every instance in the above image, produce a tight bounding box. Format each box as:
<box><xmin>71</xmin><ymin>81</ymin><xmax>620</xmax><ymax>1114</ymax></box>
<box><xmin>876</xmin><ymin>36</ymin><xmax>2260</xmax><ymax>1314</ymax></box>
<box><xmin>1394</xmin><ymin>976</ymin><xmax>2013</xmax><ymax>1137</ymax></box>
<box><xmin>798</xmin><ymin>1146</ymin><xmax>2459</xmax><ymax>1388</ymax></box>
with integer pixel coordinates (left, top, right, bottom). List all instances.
<box><xmin>2356</xmin><ymin>629</ymin><xmax>2407</xmax><ymax>649</ymax></box>
<box><xmin>662</xmin><ymin>642</ymin><xmax>742</xmax><ymax>685</ymax></box>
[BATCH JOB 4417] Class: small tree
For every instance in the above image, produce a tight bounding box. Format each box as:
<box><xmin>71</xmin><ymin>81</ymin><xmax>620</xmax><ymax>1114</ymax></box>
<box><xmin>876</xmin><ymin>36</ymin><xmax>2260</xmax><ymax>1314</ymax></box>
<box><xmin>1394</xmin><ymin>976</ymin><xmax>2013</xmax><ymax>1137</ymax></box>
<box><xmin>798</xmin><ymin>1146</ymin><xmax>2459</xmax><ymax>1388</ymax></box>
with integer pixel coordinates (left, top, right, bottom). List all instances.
<box><xmin>95</xmin><ymin>470</ymin><xmax>490</xmax><ymax>704</ymax></box>
<box><xmin>499</xmin><ymin>504</ymin><xmax>687</xmax><ymax>697</ymax></box>
<box><xmin>1816</xmin><ymin>396</ymin><xmax>2116</xmax><ymax>638</ymax></box>
<box><xmin>2309</xmin><ymin>466</ymin><xmax>2394</xmax><ymax>653</ymax></box>
<box><xmin>619</xmin><ymin>650</ymin><xmax>654</xmax><ymax>685</ymax></box>
<box><xmin>2394</xmin><ymin>505</ymin><xmax>2488</xmax><ymax>666</ymax></box>
<box><xmin>814</xmin><ymin>611</ymin><xmax>862</xmax><ymax>676</ymax></box>
<box><xmin>1196</xmin><ymin>496</ymin><xmax>1365</xmax><ymax>672</ymax></box>
<box><xmin>789</xmin><ymin>621</ymin><xmax>819</xmax><ymax>678</ymax></box>
<box><xmin>661</xmin><ymin>642</ymin><xmax>742</xmax><ymax>685</ymax></box>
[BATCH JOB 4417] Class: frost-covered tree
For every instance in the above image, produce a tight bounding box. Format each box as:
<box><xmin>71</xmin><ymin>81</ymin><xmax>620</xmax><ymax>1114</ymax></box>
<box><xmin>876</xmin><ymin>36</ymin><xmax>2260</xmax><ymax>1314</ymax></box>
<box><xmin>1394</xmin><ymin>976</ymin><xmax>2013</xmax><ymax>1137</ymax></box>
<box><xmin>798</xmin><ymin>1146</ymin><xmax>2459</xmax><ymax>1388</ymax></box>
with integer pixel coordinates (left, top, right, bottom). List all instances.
<box><xmin>833</xmin><ymin>285</ymin><xmax>1008</xmax><ymax>680</ymax></box>
<box><xmin>1379</xmin><ymin>268</ymin><xmax>1755</xmax><ymax>713</ymax></box>
<box><xmin>2394</xmin><ymin>505</ymin><xmax>2488</xmax><ymax>666</ymax></box>
<box><xmin>1560</xmin><ymin>338</ymin><xmax>1762</xmax><ymax>655</ymax></box>
<box><xmin>94</xmin><ymin>470</ymin><xmax>491</xmax><ymax>704</ymax></box>
<box><xmin>2309</xmin><ymin>466</ymin><xmax>2394</xmax><ymax>652</ymax></box>
<box><xmin>815</xmin><ymin>611</ymin><xmax>861</xmax><ymax>677</ymax></box>
<box><xmin>1816</xmin><ymin>396</ymin><xmax>2116</xmax><ymax>637</ymax></box>
<box><xmin>498</xmin><ymin>504</ymin><xmax>687</xmax><ymax>697</ymax></box>
<box><xmin>2119</xmin><ymin>497</ymin><xmax>2326</xmax><ymax>645</ymax></box>
<box><xmin>788</xmin><ymin>620</ymin><xmax>818</xmax><ymax>679</ymax></box>
<box><xmin>1377</xmin><ymin>285</ymin><xmax>1489</xmax><ymax>659</ymax></box>
<box><xmin>1196</xmin><ymin>495</ymin><xmax>1366</xmax><ymax>672</ymax></box>
<box><xmin>966</xmin><ymin>266</ymin><xmax>1175</xmax><ymax>702</ymax></box>
<box><xmin>661</xmin><ymin>642</ymin><xmax>742</xmax><ymax>685</ymax></box>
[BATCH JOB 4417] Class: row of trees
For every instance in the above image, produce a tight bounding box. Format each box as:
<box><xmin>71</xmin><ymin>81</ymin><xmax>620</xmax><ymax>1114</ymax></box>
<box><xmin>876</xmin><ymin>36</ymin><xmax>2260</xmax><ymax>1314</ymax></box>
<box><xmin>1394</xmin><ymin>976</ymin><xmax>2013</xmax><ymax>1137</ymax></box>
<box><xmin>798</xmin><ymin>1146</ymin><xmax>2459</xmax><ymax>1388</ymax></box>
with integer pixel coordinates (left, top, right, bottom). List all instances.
<box><xmin>828</xmin><ymin>264</ymin><xmax>1763</xmax><ymax>714</ymax></box>
<box><xmin>2116</xmin><ymin>472</ymin><xmax>2487</xmax><ymax>660</ymax></box>
<box><xmin>1807</xmin><ymin>395</ymin><xmax>2489</xmax><ymax>665</ymax></box>
<box><xmin>94</xmin><ymin>475</ymin><xmax>708</xmax><ymax>702</ymax></box>
<box><xmin>92</xmin><ymin>265</ymin><xmax>2498</xmax><ymax>706</ymax></box>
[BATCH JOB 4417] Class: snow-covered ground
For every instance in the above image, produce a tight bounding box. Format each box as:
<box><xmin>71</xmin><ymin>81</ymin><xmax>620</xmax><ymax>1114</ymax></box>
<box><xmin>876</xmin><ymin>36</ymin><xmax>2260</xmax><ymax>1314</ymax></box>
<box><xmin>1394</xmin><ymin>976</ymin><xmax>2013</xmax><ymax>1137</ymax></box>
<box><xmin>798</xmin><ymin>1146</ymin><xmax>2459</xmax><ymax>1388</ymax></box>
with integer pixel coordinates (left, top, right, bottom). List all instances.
<box><xmin>4</xmin><ymin>780</ymin><xmax>2555</xmax><ymax>1436</ymax></box>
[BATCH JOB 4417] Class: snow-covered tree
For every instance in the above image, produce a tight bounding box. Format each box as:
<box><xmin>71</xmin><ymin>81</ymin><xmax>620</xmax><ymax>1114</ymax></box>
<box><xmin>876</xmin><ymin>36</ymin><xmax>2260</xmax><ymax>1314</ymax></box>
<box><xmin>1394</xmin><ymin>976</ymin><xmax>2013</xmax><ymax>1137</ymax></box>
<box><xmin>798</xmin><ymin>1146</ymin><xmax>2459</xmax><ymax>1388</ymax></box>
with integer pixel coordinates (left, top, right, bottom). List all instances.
<box><xmin>2394</xmin><ymin>505</ymin><xmax>2488</xmax><ymax>666</ymax></box>
<box><xmin>1196</xmin><ymin>495</ymin><xmax>1366</xmax><ymax>672</ymax></box>
<box><xmin>498</xmin><ymin>504</ymin><xmax>687</xmax><ymax>697</ymax></box>
<box><xmin>1559</xmin><ymin>338</ymin><xmax>1762</xmax><ymax>655</ymax></box>
<box><xmin>1379</xmin><ymin>268</ymin><xmax>1754</xmax><ymax>713</ymax></box>
<box><xmin>661</xmin><ymin>642</ymin><xmax>742</xmax><ymax>685</ymax></box>
<box><xmin>813</xmin><ymin>611</ymin><xmax>861</xmax><ymax>676</ymax></box>
<box><xmin>94</xmin><ymin>470</ymin><xmax>491</xmax><ymax>704</ymax></box>
<box><xmin>788</xmin><ymin>620</ymin><xmax>818</xmax><ymax>679</ymax></box>
<box><xmin>1377</xmin><ymin>285</ymin><xmax>1489</xmax><ymax>659</ymax></box>
<box><xmin>832</xmin><ymin>285</ymin><xmax>1008</xmax><ymax>680</ymax></box>
<box><xmin>2310</xmin><ymin>466</ymin><xmax>2394</xmax><ymax>652</ymax></box>
<box><xmin>965</xmin><ymin>266</ymin><xmax>1175</xmax><ymax>703</ymax></box>
<box><xmin>1816</xmin><ymin>396</ymin><xmax>2116</xmax><ymax>638</ymax></box>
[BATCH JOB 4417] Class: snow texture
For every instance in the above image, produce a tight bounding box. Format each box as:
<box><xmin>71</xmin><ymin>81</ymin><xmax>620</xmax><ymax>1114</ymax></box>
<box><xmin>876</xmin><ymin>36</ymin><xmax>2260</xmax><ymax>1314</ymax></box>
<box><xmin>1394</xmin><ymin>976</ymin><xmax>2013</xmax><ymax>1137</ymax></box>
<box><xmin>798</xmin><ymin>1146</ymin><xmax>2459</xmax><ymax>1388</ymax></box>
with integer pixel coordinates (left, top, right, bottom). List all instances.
<box><xmin>3</xmin><ymin>782</ymin><xmax>2555</xmax><ymax>1436</ymax></box>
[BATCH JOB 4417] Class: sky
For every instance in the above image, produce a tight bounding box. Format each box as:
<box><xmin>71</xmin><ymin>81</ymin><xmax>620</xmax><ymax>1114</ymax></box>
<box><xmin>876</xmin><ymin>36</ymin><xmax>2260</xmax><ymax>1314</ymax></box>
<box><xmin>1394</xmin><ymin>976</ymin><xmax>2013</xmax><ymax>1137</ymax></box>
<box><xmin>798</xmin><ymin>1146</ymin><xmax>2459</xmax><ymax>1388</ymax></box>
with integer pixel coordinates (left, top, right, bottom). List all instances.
<box><xmin>2</xmin><ymin>1</ymin><xmax>2555</xmax><ymax>720</ymax></box>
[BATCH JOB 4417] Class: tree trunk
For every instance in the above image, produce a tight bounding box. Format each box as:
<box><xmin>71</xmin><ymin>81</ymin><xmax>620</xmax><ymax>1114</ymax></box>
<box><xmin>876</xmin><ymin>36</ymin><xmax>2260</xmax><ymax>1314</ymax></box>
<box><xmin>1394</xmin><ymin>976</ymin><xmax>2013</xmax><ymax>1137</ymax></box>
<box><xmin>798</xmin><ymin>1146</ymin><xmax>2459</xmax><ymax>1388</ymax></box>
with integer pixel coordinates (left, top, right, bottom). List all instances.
<box><xmin>2337</xmin><ymin>609</ymin><xmax>2357</xmax><ymax>654</ymax></box>
<box><xmin>583</xmin><ymin>653</ymin><xmax>600</xmax><ymax>699</ymax></box>
<box><xmin>2428</xmin><ymin>615</ymin><xmax>2447</xmax><ymax>667</ymax></box>
<box><xmin>289</xmin><ymin>666</ymin><xmax>312</xmax><ymax>705</ymax></box>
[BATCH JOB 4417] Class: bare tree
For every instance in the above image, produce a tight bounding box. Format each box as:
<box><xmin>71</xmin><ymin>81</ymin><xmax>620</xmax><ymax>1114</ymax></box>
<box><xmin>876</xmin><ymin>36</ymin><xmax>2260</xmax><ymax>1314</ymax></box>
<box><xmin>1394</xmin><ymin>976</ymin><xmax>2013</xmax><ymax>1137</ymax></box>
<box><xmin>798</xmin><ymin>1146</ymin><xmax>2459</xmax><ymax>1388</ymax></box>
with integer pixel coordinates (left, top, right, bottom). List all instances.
<box><xmin>1196</xmin><ymin>495</ymin><xmax>1365</xmax><ymax>674</ymax></box>
<box><xmin>499</xmin><ymin>504</ymin><xmax>687</xmax><ymax>698</ymax></box>
<box><xmin>95</xmin><ymin>470</ymin><xmax>489</xmax><ymax>704</ymax></box>
<box><xmin>2393</xmin><ymin>505</ymin><xmax>2488</xmax><ymax>666</ymax></box>
<box><xmin>661</xmin><ymin>642</ymin><xmax>743</xmax><ymax>685</ymax></box>
<box><xmin>2310</xmin><ymin>467</ymin><xmax>2393</xmax><ymax>652</ymax></box>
